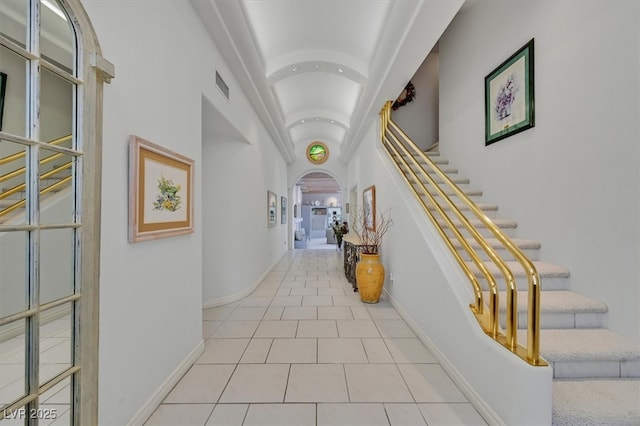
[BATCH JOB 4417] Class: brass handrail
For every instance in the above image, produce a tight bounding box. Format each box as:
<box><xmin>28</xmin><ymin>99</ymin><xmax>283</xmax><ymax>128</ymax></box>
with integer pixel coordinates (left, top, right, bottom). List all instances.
<box><xmin>0</xmin><ymin>135</ymin><xmax>71</xmax><ymax>166</ymax></box>
<box><xmin>0</xmin><ymin>135</ymin><xmax>74</xmax><ymax>221</ymax></box>
<box><xmin>380</xmin><ymin>101</ymin><xmax>545</xmax><ymax>366</ymax></box>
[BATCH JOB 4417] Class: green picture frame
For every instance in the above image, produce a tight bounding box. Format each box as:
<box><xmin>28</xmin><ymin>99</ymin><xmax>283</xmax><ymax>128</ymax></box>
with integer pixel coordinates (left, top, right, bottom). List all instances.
<box><xmin>485</xmin><ymin>39</ymin><xmax>535</xmax><ymax>145</ymax></box>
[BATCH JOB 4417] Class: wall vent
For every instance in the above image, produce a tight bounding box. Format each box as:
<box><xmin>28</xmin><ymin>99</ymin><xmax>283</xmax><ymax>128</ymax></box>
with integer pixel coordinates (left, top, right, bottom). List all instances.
<box><xmin>216</xmin><ymin>71</ymin><xmax>229</xmax><ymax>99</ymax></box>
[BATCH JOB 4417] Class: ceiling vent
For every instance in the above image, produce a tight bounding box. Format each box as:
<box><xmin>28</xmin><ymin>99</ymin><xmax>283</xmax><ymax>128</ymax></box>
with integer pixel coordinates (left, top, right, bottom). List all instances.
<box><xmin>216</xmin><ymin>71</ymin><xmax>229</xmax><ymax>99</ymax></box>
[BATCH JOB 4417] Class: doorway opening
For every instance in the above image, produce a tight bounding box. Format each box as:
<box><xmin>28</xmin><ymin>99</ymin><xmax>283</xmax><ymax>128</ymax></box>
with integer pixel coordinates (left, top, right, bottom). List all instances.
<box><xmin>293</xmin><ymin>172</ymin><xmax>343</xmax><ymax>250</ymax></box>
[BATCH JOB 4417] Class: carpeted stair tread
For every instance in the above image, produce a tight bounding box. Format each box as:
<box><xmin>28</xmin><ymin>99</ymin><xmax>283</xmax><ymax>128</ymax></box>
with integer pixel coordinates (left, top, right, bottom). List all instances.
<box><xmin>454</xmin><ymin>237</ymin><xmax>541</xmax><ymax>251</ymax></box>
<box><xmin>469</xmin><ymin>260</ymin><xmax>570</xmax><ymax>278</ymax></box>
<box><xmin>552</xmin><ymin>378</ymin><xmax>640</xmax><ymax>425</ymax></box>
<box><xmin>439</xmin><ymin>217</ymin><xmax>518</xmax><ymax>229</ymax></box>
<box><xmin>520</xmin><ymin>329</ymin><xmax>640</xmax><ymax>362</ymax></box>
<box><xmin>492</xmin><ymin>290</ymin><xmax>608</xmax><ymax>314</ymax></box>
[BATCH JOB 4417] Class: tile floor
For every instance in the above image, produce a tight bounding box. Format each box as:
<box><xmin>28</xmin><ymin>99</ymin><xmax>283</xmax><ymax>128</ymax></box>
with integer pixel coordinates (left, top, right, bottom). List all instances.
<box><xmin>145</xmin><ymin>249</ymin><xmax>487</xmax><ymax>426</ymax></box>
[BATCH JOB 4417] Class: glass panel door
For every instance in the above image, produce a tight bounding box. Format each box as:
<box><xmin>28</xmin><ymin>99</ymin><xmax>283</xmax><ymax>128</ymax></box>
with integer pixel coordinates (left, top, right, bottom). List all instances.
<box><xmin>1</xmin><ymin>1</ymin><xmax>81</xmax><ymax>424</ymax></box>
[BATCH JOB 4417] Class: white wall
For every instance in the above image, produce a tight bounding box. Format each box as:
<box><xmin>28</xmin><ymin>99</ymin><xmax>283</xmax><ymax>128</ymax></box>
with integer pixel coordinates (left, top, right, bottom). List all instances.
<box><xmin>347</xmin><ymin>124</ymin><xmax>552</xmax><ymax>425</ymax></box>
<box><xmin>79</xmin><ymin>0</ymin><xmax>288</xmax><ymax>423</ymax></box>
<box><xmin>438</xmin><ymin>0</ymin><xmax>640</xmax><ymax>339</ymax></box>
<box><xmin>391</xmin><ymin>51</ymin><xmax>439</xmax><ymax>150</ymax></box>
<box><xmin>201</xmin><ymin>95</ymin><xmax>289</xmax><ymax>306</ymax></box>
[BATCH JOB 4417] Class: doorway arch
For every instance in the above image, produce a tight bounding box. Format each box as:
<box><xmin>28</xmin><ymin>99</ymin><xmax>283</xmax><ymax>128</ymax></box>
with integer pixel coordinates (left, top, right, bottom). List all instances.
<box><xmin>293</xmin><ymin>171</ymin><xmax>344</xmax><ymax>249</ymax></box>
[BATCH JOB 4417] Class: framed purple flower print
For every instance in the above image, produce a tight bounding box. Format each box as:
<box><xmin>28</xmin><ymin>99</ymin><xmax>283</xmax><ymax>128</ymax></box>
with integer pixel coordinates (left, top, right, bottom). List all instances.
<box><xmin>485</xmin><ymin>39</ymin><xmax>535</xmax><ymax>145</ymax></box>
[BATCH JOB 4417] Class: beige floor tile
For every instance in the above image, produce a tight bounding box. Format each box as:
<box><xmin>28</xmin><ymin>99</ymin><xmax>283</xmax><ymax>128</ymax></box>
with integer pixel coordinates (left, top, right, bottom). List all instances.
<box><xmin>211</xmin><ymin>320</ymin><xmax>259</xmax><ymax>338</ymax></box>
<box><xmin>290</xmin><ymin>287</ymin><xmax>318</xmax><ymax>296</ymax></box>
<box><xmin>267</xmin><ymin>338</ymin><xmax>317</xmax><ymax>363</ymax></box>
<box><xmin>240</xmin><ymin>296</ymin><xmax>273</xmax><ymax>307</ymax></box>
<box><xmin>302</xmin><ymin>295</ymin><xmax>334</xmax><ymax>306</ymax></box>
<box><xmin>197</xmin><ymin>339</ymin><xmax>250</xmax><ymax>364</ymax></box>
<box><xmin>305</xmin><ymin>280</ymin><xmax>331</xmax><ymax>288</ymax></box>
<box><xmin>318</xmin><ymin>307</ymin><xmax>353</xmax><ymax>320</ymax></box>
<box><xmin>318</xmin><ymin>287</ymin><xmax>346</xmax><ymax>296</ymax></box>
<box><xmin>282</xmin><ymin>306</ymin><xmax>317</xmax><ymax>320</ymax></box>
<box><xmin>375</xmin><ymin>320</ymin><xmax>416</xmax><ymax>338</ymax></box>
<box><xmin>205</xmin><ymin>404</ymin><xmax>248</xmax><ymax>426</ymax></box>
<box><xmin>344</xmin><ymin>364</ymin><xmax>413</xmax><ymax>402</ymax></box>
<box><xmin>203</xmin><ymin>307</ymin><xmax>234</xmax><ymax>321</ymax></box>
<box><xmin>275</xmin><ymin>288</ymin><xmax>292</xmax><ymax>296</ymax></box>
<box><xmin>254</xmin><ymin>320</ymin><xmax>298</xmax><ymax>338</ymax></box>
<box><xmin>337</xmin><ymin>320</ymin><xmax>380</xmax><ymax>338</ymax></box>
<box><xmin>164</xmin><ymin>364</ymin><xmax>235</xmax><ymax>403</ymax></box>
<box><xmin>219</xmin><ymin>364</ymin><xmax>289</xmax><ymax>403</ymax></box>
<box><xmin>368</xmin><ymin>306</ymin><xmax>402</xmax><ymax>320</ymax></box>
<box><xmin>333</xmin><ymin>295</ymin><xmax>364</xmax><ymax>307</ymax></box>
<box><xmin>418</xmin><ymin>403</ymin><xmax>488</xmax><ymax>425</ymax></box>
<box><xmin>239</xmin><ymin>338</ymin><xmax>272</xmax><ymax>363</ymax></box>
<box><xmin>297</xmin><ymin>320</ymin><xmax>338</xmax><ymax>338</ymax></box>
<box><xmin>351</xmin><ymin>306</ymin><xmax>372</xmax><ymax>319</ymax></box>
<box><xmin>203</xmin><ymin>320</ymin><xmax>222</xmax><ymax>339</ymax></box>
<box><xmin>227</xmin><ymin>307</ymin><xmax>267</xmax><ymax>321</ymax></box>
<box><xmin>285</xmin><ymin>364</ymin><xmax>349</xmax><ymax>402</ymax></box>
<box><xmin>263</xmin><ymin>306</ymin><xmax>284</xmax><ymax>320</ymax></box>
<box><xmin>270</xmin><ymin>296</ymin><xmax>303</xmax><ymax>307</ymax></box>
<box><xmin>362</xmin><ymin>338</ymin><xmax>395</xmax><ymax>363</ymax></box>
<box><xmin>384</xmin><ymin>338</ymin><xmax>437</xmax><ymax>363</ymax></box>
<box><xmin>243</xmin><ymin>403</ymin><xmax>316</xmax><ymax>426</ymax></box>
<box><xmin>318</xmin><ymin>338</ymin><xmax>368</xmax><ymax>363</ymax></box>
<box><xmin>384</xmin><ymin>403</ymin><xmax>428</xmax><ymax>425</ymax></box>
<box><xmin>144</xmin><ymin>403</ymin><xmax>214</xmax><ymax>426</ymax></box>
<box><xmin>398</xmin><ymin>364</ymin><xmax>467</xmax><ymax>403</ymax></box>
<box><xmin>317</xmin><ymin>403</ymin><xmax>390</xmax><ymax>426</ymax></box>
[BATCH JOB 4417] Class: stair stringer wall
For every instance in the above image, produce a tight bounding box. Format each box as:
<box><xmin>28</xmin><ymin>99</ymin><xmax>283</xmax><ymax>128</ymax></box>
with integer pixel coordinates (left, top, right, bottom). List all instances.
<box><xmin>370</xmin><ymin>144</ymin><xmax>553</xmax><ymax>425</ymax></box>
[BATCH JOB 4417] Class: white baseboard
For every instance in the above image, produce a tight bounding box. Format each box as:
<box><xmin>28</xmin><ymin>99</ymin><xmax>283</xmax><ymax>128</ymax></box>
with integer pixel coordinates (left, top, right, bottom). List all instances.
<box><xmin>383</xmin><ymin>289</ymin><xmax>504</xmax><ymax>426</ymax></box>
<box><xmin>126</xmin><ymin>340</ymin><xmax>205</xmax><ymax>426</ymax></box>
<box><xmin>202</xmin><ymin>253</ymin><xmax>285</xmax><ymax>309</ymax></box>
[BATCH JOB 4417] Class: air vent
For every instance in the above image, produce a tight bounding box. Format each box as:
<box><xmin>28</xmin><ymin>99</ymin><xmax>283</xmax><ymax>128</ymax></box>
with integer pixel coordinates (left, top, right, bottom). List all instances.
<box><xmin>215</xmin><ymin>71</ymin><xmax>229</xmax><ymax>99</ymax></box>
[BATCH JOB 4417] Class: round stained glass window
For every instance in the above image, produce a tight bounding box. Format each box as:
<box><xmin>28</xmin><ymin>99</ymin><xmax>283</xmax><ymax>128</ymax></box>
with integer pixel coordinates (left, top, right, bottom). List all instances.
<box><xmin>307</xmin><ymin>141</ymin><xmax>329</xmax><ymax>164</ymax></box>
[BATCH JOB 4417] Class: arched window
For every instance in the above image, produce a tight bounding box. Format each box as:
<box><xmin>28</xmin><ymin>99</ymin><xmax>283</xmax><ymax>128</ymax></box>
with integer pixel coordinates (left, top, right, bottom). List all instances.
<box><xmin>0</xmin><ymin>0</ymin><xmax>112</xmax><ymax>423</ymax></box>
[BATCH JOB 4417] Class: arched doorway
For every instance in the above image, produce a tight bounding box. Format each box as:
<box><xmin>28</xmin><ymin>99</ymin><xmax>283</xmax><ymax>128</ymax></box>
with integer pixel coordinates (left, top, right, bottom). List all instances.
<box><xmin>293</xmin><ymin>172</ymin><xmax>343</xmax><ymax>249</ymax></box>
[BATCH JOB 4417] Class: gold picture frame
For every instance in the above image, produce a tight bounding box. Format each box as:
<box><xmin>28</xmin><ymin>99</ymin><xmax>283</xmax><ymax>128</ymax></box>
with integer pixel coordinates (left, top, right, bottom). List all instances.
<box><xmin>128</xmin><ymin>135</ymin><xmax>194</xmax><ymax>243</ymax></box>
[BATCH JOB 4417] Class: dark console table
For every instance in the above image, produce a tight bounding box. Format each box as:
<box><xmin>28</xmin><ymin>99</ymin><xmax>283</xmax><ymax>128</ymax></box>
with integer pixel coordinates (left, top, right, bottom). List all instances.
<box><xmin>342</xmin><ymin>235</ymin><xmax>364</xmax><ymax>292</ymax></box>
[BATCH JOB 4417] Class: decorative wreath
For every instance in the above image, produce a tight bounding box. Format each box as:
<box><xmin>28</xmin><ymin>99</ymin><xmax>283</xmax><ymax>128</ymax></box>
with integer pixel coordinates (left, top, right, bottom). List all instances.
<box><xmin>391</xmin><ymin>81</ymin><xmax>416</xmax><ymax>110</ymax></box>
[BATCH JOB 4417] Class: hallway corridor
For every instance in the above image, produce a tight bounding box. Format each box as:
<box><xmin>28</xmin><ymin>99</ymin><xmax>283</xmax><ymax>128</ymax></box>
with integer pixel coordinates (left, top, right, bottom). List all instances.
<box><xmin>145</xmin><ymin>250</ymin><xmax>487</xmax><ymax>426</ymax></box>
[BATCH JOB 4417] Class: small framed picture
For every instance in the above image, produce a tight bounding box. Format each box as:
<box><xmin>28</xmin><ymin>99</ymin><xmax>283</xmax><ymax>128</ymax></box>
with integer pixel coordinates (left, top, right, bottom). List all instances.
<box><xmin>128</xmin><ymin>135</ymin><xmax>194</xmax><ymax>242</ymax></box>
<box><xmin>485</xmin><ymin>39</ymin><xmax>535</xmax><ymax>145</ymax></box>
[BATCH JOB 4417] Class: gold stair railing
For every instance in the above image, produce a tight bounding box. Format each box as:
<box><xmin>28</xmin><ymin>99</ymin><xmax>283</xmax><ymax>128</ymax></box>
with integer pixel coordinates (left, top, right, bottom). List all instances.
<box><xmin>380</xmin><ymin>101</ymin><xmax>546</xmax><ymax>366</ymax></box>
<box><xmin>0</xmin><ymin>135</ymin><xmax>73</xmax><ymax>220</ymax></box>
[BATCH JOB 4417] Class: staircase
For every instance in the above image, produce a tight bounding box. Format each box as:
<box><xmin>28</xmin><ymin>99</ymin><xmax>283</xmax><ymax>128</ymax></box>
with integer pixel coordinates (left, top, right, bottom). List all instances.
<box><xmin>415</xmin><ymin>150</ymin><xmax>640</xmax><ymax>425</ymax></box>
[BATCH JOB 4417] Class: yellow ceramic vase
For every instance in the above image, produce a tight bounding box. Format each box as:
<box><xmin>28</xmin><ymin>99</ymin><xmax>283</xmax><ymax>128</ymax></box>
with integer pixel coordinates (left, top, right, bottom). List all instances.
<box><xmin>356</xmin><ymin>253</ymin><xmax>385</xmax><ymax>303</ymax></box>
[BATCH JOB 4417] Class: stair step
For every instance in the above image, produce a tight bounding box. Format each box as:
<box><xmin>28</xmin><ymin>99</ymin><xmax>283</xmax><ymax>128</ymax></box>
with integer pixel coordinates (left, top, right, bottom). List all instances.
<box><xmin>552</xmin><ymin>378</ymin><xmax>640</xmax><ymax>425</ymax></box>
<box><xmin>468</xmin><ymin>261</ymin><xmax>570</xmax><ymax>291</ymax></box>
<box><xmin>438</xmin><ymin>219</ymin><xmax>518</xmax><ymax>237</ymax></box>
<box><xmin>492</xmin><ymin>290</ymin><xmax>608</xmax><ymax>329</ymax></box>
<box><xmin>456</xmin><ymin>237</ymin><xmax>541</xmax><ymax>261</ymax></box>
<box><xmin>520</xmin><ymin>328</ymin><xmax>640</xmax><ymax>378</ymax></box>
<box><xmin>422</xmin><ymin>199</ymin><xmax>499</xmax><ymax>218</ymax></box>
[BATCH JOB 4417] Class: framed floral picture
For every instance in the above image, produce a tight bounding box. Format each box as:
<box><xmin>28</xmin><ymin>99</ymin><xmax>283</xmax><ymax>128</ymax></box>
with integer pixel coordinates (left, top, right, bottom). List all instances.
<box><xmin>485</xmin><ymin>39</ymin><xmax>535</xmax><ymax>145</ymax></box>
<box><xmin>267</xmin><ymin>191</ymin><xmax>277</xmax><ymax>227</ymax></box>
<box><xmin>363</xmin><ymin>185</ymin><xmax>376</xmax><ymax>231</ymax></box>
<box><xmin>128</xmin><ymin>135</ymin><xmax>194</xmax><ymax>242</ymax></box>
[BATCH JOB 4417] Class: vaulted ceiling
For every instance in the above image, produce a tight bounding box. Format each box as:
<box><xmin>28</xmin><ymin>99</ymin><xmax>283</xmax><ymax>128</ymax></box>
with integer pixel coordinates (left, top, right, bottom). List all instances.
<box><xmin>190</xmin><ymin>0</ymin><xmax>463</xmax><ymax>164</ymax></box>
